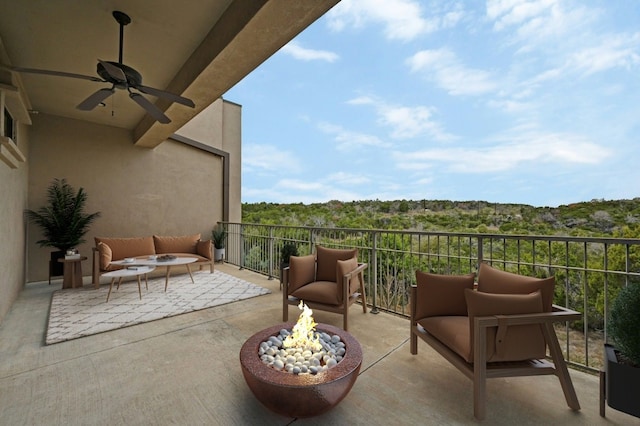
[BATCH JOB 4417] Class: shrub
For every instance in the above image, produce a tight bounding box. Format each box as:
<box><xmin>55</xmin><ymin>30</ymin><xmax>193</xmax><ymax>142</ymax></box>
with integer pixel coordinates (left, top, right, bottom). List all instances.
<box><xmin>608</xmin><ymin>283</ymin><xmax>640</xmax><ymax>366</ymax></box>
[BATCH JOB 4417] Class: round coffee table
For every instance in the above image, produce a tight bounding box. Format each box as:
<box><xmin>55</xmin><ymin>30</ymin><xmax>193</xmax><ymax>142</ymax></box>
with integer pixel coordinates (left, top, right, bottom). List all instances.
<box><xmin>112</xmin><ymin>257</ymin><xmax>198</xmax><ymax>291</ymax></box>
<box><xmin>102</xmin><ymin>266</ymin><xmax>156</xmax><ymax>302</ymax></box>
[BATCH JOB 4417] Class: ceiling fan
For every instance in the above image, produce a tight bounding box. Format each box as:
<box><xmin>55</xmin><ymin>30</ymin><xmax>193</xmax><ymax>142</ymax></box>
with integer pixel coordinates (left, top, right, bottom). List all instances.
<box><xmin>2</xmin><ymin>11</ymin><xmax>195</xmax><ymax>124</ymax></box>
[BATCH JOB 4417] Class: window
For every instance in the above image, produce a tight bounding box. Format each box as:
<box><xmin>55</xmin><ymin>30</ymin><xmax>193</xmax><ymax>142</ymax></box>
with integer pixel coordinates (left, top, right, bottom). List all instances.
<box><xmin>4</xmin><ymin>107</ymin><xmax>14</xmax><ymax>139</ymax></box>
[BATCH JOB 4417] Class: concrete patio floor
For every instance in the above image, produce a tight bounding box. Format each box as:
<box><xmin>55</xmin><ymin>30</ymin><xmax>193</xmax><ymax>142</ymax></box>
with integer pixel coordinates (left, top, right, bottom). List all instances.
<box><xmin>1</xmin><ymin>264</ymin><xmax>638</xmax><ymax>425</ymax></box>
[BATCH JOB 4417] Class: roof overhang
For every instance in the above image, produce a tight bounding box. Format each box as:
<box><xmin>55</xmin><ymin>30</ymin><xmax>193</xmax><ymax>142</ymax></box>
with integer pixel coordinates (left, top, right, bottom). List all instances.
<box><xmin>0</xmin><ymin>0</ymin><xmax>339</xmax><ymax>148</ymax></box>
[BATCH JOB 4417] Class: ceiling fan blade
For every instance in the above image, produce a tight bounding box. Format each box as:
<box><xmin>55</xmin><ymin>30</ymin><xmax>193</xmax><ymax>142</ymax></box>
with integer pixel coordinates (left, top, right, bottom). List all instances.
<box><xmin>137</xmin><ymin>85</ymin><xmax>195</xmax><ymax>108</ymax></box>
<box><xmin>98</xmin><ymin>60</ymin><xmax>127</xmax><ymax>83</ymax></box>
<box><xmin>77</xmin><ymin>88</ymin><xmax>115</xmax><ymax>111</ymax></box>
<box><xmin>129</xmin><ymin>93</ymin><xmax>171</xmax><ymax>123</ymax></box>
<box><xmin>1</xmin><ymin>64</ymin><xmax>103</xmax><ymax>82</ymax></box>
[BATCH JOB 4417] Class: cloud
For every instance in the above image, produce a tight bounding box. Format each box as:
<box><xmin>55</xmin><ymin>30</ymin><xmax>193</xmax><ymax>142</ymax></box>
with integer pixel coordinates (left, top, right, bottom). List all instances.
<box><xmin>280</xmin><ymin>41</ymin><xmax>339</xmax><ymax>62</ymax></box>
<box><xmin>486</xmin><ymin>0</ymin><xmax>597</xmax><ymax>49</ymax></box>
<box><xmin>393</xmin><ymin>131</ymin><xmax>612</xmax><ymax>173</ymax></box>
<box><xmin>406</xmin><ymin>48</ymin><xmax>496</xmax><ymax>95</ymax></box>
<box><xmin>318</xmin><ymin>122</ymin><xmax>391</xmax><ymax>151</ymax></box>
<box><xmin>566</xmin><ymin>33</ymin><xmax>640</xmax><ymax>76</ymax></box>
<box><xmin>243</xmin><ymin>144</ymin><xmax>303</xmax><ymax>174</ymax></box>
<box><xmin>347</xmin><ymin>95</ymin><xmax>456</xmax><ymax>141</ymax></box>
<box><xmin>326</xmin><ymin>0</ymin><xmax>463</xmax><ymax>41</ymax></box>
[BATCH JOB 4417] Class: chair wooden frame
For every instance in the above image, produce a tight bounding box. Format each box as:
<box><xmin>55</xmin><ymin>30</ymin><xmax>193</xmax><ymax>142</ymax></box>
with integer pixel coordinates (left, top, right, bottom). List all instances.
<box><xmin>282</xmin><ymin>262</ymin><xmax>368</xmax><ymax>331</ymax></box>
<box><xmin>410</xmin><ymin>285</ymin><xmax>582</xmax><ymax>420</ymax></box>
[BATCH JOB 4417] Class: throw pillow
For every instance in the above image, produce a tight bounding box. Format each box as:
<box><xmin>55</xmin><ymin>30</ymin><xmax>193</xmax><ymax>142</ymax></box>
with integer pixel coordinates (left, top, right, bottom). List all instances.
<box><xmin>315</xmin><ymin>246</ymin><xmax>358</xmax><ymax>282</ymax></box>
<box><xmin>97</xmin><ymin>241</ymin><xmax>112</xmax><ymax>270</ymax></box>
<box><xmin>477</xmin><ymin>263</ymin><xmax>555</xmax><ymax>312</ymax></box>
<box><xmin>336</xmin><ymin>257</ymin><xmax>359</xmax><ymax>303</ymax></box>
<box><xmin>414</xmin><ymin>271</ymin><xmax>476</xmax><ymax>320</ymax></box>
<box><xmin>465</xmin><ymin>289</ymin><xmax>546</xmax><ymax>362</ymax></box>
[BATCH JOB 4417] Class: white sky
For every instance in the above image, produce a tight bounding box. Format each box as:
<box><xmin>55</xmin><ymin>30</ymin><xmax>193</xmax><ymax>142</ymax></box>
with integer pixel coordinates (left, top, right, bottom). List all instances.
<box><xmin>225</xmin><ymin>0</ymin><xmax>640</xmax><ymax>208</ymax></box>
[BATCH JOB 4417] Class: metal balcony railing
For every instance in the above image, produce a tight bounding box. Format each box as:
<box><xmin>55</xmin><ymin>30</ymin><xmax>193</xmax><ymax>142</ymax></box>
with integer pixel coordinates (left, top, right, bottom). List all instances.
<box><xmin>220</xmin><ymin>222</ymin><xmax>640</xmax><ymax>372</ymax></box>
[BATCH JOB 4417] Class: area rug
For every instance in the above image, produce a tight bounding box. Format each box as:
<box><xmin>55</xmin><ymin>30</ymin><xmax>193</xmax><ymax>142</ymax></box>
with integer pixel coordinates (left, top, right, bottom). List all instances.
<box><xmin>46</xmin><ymin>270</ymin><xmax>271</xmax><ymax>345</ymax></box>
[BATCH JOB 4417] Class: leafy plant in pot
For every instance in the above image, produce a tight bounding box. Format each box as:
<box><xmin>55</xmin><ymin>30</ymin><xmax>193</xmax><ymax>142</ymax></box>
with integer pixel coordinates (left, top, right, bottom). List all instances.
<box><xmin>602</xmin><ymin>282</ymin><xmax>640</xmax><ymax>418</ymax></box>
<box><xmin>279</xmin><ymin>243</ymin><xmax>299</xmax><ymax>289</ymax></box>
<box><xmin>26</xmin><ymin>178</ymin><xmax>101</xmax><ymax>277</ymax></box>
<box><xmin>212</xmin><ymin>225</ymin><xmax>227</xmax><ymax>262</ymax></box>
<box><xmin>279</xmin><ymin>243</ymin><xmax>299</xmax><ymax>269</ymax></box>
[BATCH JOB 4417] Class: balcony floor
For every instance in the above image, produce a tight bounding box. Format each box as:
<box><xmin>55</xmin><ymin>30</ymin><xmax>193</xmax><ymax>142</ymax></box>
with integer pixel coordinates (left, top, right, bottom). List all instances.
<box><xmin>1</xmin><ymin>264</ymin><xmax>638</xmax><ymax>425</ymax></box>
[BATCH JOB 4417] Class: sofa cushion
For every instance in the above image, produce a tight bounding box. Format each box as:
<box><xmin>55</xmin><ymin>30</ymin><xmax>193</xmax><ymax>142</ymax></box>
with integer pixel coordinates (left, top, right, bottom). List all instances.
<box><xmin>96</xmin><ymin>241</ymin><xmax>112</xmax><ymax>271</ymax></box>
<box><xmin>414</xmin><ymin>271</ymin><xmax>476</xmax><ymax>320</ymax></box>
<box><xmin>292</xmin><ymin>281</ymin><xmax>340</xmax><ymax>305</ymax></box>
<box><xmin>95</xmin><ymin>236</ymin><xmax>156</xmax><ymax>264</ymax></box>
<box><xmin>153</xmin><ymin>234</ymin><xmax>200</xmax><ymax>255</ymax></box>
<box><xmin>288</xmin><ymin>255</ymin><xmax>316</xmax><ymax>294</ymax></box>
<box><xmin>196</xmin><ymin>239</ymin><xmax>212</xmax><ymax>260</ymax></box>
<box><xmin>316</xmin><ymin>246</ymin><xmax>358</xmax><ymax>282</ymax></box>
<box><xmin>419</xmin><ymin>316</ymin><xmax>471</xmax><ymax>362</ymax></box>
<box><xmin>336</xmin><ymin>257</ymin><xmax>359</xmax><ymax>303</ymax></box>
<box><xmin>477</xmin><ymin>263</ymin><xmax>555</xmax><ymax>312</ymax></box>
<box><xmin>465</xmin><ymin>289</ymin><xmax>546</xmax><ymax>362</ymax></box>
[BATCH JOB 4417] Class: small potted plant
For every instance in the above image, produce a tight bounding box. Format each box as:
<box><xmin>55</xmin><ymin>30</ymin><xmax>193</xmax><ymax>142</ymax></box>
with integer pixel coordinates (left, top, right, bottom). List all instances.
<box><xmin>603</xmin><ymin>282</ymin><xmax>640</xmax><ymax>418</ymax></box>
<box><xmin>280</xmin><ymin>243</ymin><xmax>299</xmax><ymax>269</ymax></box>
<box><xmin>279</xmin><ymin>243</ymin><xmax>298</xmax><ymax>289</ymax></box>
<box><xmin>26</xmin><ymin>178</ymin><xmax>101</xmax><ymax>276</ymax></box>
<box><xmin>212</xmin><ymin>224</ymin><xmax>227</xmax><ymax>262</ymax></box>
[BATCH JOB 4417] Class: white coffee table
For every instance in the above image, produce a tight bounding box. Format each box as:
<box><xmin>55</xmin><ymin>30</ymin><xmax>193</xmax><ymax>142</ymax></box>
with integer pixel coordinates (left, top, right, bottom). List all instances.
<box><xmin>112</xmin><ymin>257</ymin><xmax>198</xmax><ymax>292</ymax></box>
<box><xmin>102</xmin><ymin>266</ymin><xmax>156</xmax><ymax>302</ymax></box>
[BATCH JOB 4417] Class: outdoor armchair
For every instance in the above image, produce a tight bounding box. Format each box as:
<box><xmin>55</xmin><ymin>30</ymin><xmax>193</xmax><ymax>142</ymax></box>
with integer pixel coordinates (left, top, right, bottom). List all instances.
<box><xmin>410</xmin><ymin>263</ymin><xmax>581</xmax><ymax>420</ymax></box>
<box><xmin>282</xmin><ymin>245</ymin><xmax>367</xmax><ymax>331</ymax></box>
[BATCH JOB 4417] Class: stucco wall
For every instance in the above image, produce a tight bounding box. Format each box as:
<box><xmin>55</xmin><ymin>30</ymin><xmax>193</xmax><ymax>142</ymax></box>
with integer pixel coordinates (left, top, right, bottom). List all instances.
<box><xmin>176</xmin><ymin>99</ymin><xmax>242</xmax><ymax>223</ymax></box>
<box><xmin>0</xmin><ymin>120</ymin><xmax>28</xmax><ymax>323</ymax></box>
<box><xmin>26</xmin><ymin>100</ymin><xmax>238</xmax><ymax>282</ymax></box>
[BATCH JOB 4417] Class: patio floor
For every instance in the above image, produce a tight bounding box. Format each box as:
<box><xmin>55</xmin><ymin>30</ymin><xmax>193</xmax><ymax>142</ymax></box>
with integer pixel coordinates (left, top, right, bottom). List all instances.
<box><xmin>1</xmin><ymin>264</ymin><xmax>638</xmax><ymax>425</ymax></box>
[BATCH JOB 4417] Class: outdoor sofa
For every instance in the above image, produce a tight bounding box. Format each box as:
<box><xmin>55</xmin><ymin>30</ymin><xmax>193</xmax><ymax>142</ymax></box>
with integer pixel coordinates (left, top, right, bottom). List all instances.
<box><xmin>92</xmin><ymin>233</ymin><xmax>213</xmax><ymax>287</ymax></box>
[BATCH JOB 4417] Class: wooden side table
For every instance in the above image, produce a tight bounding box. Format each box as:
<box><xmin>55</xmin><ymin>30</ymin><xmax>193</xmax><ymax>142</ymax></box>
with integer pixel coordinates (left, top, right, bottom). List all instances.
<box><xmin>57</xmin><ymin>256</ymin><xmax>88</xmax><ymax>289</ymax></box>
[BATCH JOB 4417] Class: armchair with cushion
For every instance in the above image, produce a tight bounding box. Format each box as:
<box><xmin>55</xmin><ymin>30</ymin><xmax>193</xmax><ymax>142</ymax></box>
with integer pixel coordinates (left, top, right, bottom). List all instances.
<box><xmin>410</xmin><ymin>263</ymin><xmax>581</xmax><ymax>420</ymax></box>
<box><xmin>282</xmin><ymin>246</ymin><xmax>368</xmax><ymax>331</ymax></box>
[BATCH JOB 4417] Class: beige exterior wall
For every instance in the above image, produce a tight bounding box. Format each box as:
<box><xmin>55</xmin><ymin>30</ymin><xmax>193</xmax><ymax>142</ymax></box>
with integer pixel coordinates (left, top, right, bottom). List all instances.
<box><xmin>0</xmin><ymin>117</ymin><xmax>29</xmax><ymax>322</ymax></box>
<box><xmin>23</xmin><ymin>98</ymin><xmax>240</xmax><ymax>285</ymax></box>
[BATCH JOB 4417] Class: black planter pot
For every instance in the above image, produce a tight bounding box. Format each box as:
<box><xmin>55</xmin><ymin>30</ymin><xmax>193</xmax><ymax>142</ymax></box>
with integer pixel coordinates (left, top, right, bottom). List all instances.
<box><xmin>50</xmin><ymin>250</ymin><xmax>65</xmax><ymax>277</ymax></box>
<box><xmin>604</xmin><ymin>343</ymin><xmax>640</xmax><ymax>418</ymax></box>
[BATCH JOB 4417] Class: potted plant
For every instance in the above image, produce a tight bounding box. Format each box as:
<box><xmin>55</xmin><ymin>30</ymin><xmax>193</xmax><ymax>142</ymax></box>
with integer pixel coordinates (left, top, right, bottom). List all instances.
<box><xmin>212</xmin><ymin>224</ymin><xmax>227</xmax><ymax>262</ymax></box>
<box><xmin>26</xmin><ymin>178</ymin><xmax>101</xmax><ymax>276</ymax></box>
<box><xmin>279</xmin><ymin>243</ymin><xmax>298</xmax><ymax>289</ymax></box>
<box><xmin>280</xmin><ymin>243</ymin><xmax>299</xmax><ymax>269</ymax></box>
<box><xmin>603</xmin><ymin>282</ymin><xmax>640</xmax><ymax>418</ymax></box>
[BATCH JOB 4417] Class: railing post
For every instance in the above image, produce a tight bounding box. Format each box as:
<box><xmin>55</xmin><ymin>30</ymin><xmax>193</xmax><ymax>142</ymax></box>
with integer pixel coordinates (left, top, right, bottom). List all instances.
<box><xmin>267</xmin><ymin>227</ymin><xmax>274</xmax><ymax>280</ymax></box>
<box><xmin>239</xmin><ymin>223</ymin><xmax>245</xmax><ymax>270</ymax></box>
<box><xmin>371</xmin><ymin>231</ymin><xmax>379</xmax><ymax>314</ymax></box>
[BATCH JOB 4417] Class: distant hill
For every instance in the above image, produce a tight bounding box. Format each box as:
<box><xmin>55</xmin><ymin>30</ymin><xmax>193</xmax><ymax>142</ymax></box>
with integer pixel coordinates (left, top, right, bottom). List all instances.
<box><xmin>242</xmin><ymin>198</ymin><xmax>640</xmax><ymax>237</ymax></box>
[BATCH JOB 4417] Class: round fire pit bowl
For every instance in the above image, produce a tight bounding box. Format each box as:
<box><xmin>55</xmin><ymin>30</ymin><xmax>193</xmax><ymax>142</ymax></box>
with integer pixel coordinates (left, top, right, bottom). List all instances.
<box><xmin>239</xmin><ymin>322</ymin><xmax>362</xmax><ymax>418</ymax></box>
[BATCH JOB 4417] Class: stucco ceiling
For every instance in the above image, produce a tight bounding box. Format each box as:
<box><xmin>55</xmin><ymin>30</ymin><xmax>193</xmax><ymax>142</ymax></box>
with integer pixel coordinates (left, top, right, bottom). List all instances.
<box><xmin>0</xmin><ymin>0</ymin><xmax>339</xmax><ymax>147</ymax></box>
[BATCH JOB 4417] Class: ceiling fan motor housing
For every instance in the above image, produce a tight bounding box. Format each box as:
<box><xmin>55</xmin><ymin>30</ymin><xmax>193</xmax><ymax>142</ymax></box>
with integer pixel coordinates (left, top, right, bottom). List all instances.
<box><xmin>97</xmin><ymin>61</ymin><xmax>142</xmax><ymax>88</ymax></box>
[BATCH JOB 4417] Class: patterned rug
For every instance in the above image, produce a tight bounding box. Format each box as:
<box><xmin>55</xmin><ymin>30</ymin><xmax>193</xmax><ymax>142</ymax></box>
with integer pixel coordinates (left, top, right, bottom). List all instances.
<box><xmin>46</xmin><ymin>270</ymin><xmax>271</xmax><ymax>345</ymax></box>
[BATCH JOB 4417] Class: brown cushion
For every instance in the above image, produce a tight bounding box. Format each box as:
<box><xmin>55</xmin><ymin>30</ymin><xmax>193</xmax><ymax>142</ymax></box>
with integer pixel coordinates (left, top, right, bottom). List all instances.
<box><xmin>95</xmin><ymin>236</ymin><xmax>155</xmax><ymax>261</ymax></box>
<box><xmin>153</xmin><ymin>234</ymin><xmax>200</xmax><ymax>254</ymax></box>
<box><xmin>414</xmin><ymin>271</ymin><xmax>476</xmax><ymax>320</ymax></box>
<box><xmin>336</xmin><ymin>257</ymin><xmax>359</xmax><ymax>303</ymax></box>
<box><xmin>419</xmin><ymin>316</ymin><xmax>471</xmax><ymax>362</ymax></box>
<box><xmin>315</xmin><ymin>246</ymin><xmax>358</xmax><ymax>282</ymax></box>
<box><xmin>197</xmin><ymin>239</ymin><xmax>212</xmax><ymax>260</ymax></box>
<box><xmin>465</xmin><ymin>289</ymin><xmax>546</xmax><ymax>362</ymax></box>
<box><xmin>288</xmin><ymin>255</ymin><xmax>316</xmax><ymax>294</ymax></box>
<box><xmin>292</xmin><ymin>281</ymin><xmax>340</xmax><ymax>305</ymax></box>
<box><xmin>96</xmin><ymin>242</ymin><xmax>112</xmax><ymax>271</ymax></box>
<box><xmin>477</xmin><ymin>263</ymin><xmax>555</xmax><ymax>312</ymax></box>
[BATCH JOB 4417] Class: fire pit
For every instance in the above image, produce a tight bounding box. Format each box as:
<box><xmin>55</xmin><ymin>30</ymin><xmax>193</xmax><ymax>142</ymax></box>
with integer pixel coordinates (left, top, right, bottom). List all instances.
<box><xmin>239</xmin><ymin>319</ymin><xmax>362</xmax><ymax>418</ymax></box>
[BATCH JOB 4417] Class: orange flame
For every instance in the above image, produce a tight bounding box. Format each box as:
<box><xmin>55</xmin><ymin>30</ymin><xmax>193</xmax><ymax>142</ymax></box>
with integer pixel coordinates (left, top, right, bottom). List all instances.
<box><xmin>283</xmin><ymin>301</ymin><xmax>322</xmax><ymax>352</ymax></box>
